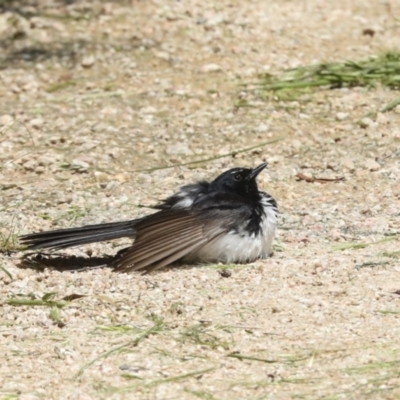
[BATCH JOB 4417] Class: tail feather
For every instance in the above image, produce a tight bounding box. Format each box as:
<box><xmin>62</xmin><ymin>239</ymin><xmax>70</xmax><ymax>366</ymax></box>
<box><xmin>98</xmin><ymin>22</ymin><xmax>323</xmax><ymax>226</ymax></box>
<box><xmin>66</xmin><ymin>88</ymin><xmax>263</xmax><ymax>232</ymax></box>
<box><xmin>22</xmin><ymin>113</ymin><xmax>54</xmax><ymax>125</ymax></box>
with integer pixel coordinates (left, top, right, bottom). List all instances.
<box><xmin>20</xmin><ymin>220</ymin><xmax>138</xmax><ymax>250</ymax></box>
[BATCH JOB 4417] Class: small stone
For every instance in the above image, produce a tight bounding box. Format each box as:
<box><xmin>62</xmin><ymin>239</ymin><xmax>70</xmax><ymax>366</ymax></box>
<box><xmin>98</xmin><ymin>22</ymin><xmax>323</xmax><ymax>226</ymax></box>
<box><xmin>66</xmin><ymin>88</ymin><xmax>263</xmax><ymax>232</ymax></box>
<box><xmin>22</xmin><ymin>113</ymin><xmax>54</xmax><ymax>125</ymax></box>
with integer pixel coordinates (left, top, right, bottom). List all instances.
<box><xmin>22</xmin><ymin>80</ymin><xmax>38</xmax><ymax>92</ymax></box>
<box><xmin>328</xmin><ymin>286</ymin><xmax>346</xmax><ymax>296</ymax></box>
<box><xmin>335</xmin><ymin>112</ymin><xmax>348</xmax><ymax>121</ymax></box>
<box><xmin>114</xmin><ymin>173</ymin><xmax>129</xmax><ymax>183</ymax></box>
<box><xmin>154</xmin><ymin>51</ymin><xmax>171</xmax><ymax>62</ymax></box>
<box><xmin>81</xmin><ymin>56</ymin><xmax>95</xmax><ymax>68</ymax></box>
<box><xmin>200</xmin><ymin>63</ymin><xmax>222</xmax><ymax>73</ymax></box>
<box><xmin>54</xmin><ymin>117</ymin><xmax>66</xmax><ymax>128</ymax></box>
<box><xmin>364</xmin><ymin>158</ymin><xmax>380</xmax><ymax>172</ymax></box>
<box><xmin>256</xmin><ymin>123</ymin><xmax>269</xmax><ymax>132</ymax></box>
<box><xmin>102</xmin><ymin>3</ymin><xmax>114</xmax><ymax>15</ymax></box>
<box><xmin>268</xmin><ymin>155</ymin><xmax>283</xmax><ymax>164</ymax></box>
<box><xmin>0</xmin><ymin>114</ymin><xmax>13</xmax><ymax>126</ymax></box>
<box><xmin>71</xmin><ymin>159</ymin><xmax>90</xmax><ymax>170</ymax></box>
<box><xmin>22</xmin><ymin>160</ymin><xmax>38</xmax><ymax>171</ymax></box>
<box><xmin>166</xmin><ymin>143</ymin><xmax>193</xmax><ymax>156</ymax></box>
<box><xmin>341</xmin><ymin>157</ymin><xmax>355</xmax><ymax>171</ymax></box>
<box><xmin>85</xmin><ymin>81</ymin><xmax>95</xmax><ymax>90</ymax></box>
<box><xmin>329</xmin><ymin>229</ymin><xmax>342</xmax><ymax>241</ymax></box>
<box><xmin>19</xmin><ymin>395</ymin><xmax>40</xmax><ymax>400</ymax></box>
<box><xmin>359</xmin><ymin>117</ymin><xmax>374</xmax><ymax>128</ymax></box>
<box><xmin>30</xmin><ymin>117</ymin><xmax>44</xmax><ymax>128</ymax></box>
<box><xmin>0</xmin><ymin>12</ymin><xmax>30</xmax><ymax>41</ymax></box>
<box><xmin>140</xmin><ymin>106</ymin><xmax>157</xmax><ymax>114</ymax></box>
<box><xmin>91</xmin><ymin>122</ymin><xmax>108</xmax><ymax>132</ymax></box>
<box><xmin>106</xmin><ymin>181</ymin><xmax>119</xmax><ymax>191</ymax></box>
<box><xmin>11</xmin><ymin>84</ymin><xmax>21</xmax><ymax>93</ymax></box>
<box><xmin>219</xmin><ymin>269</ymin><xmax>232</xmax><ymax>278</ymax></box>
<box><xmin>389</xmin><ymin>130</ymin><xmax>400</xmax><ymax>139</ymax></box>
<box><xmin>137</xmin><ymin>173</ymin><xmax>151</xmax><ymax>184</ymax></box>
<box><xmin>94</xmin><ymin>171</ymin><xmax>109</xmax><ymax>182</ymax></box>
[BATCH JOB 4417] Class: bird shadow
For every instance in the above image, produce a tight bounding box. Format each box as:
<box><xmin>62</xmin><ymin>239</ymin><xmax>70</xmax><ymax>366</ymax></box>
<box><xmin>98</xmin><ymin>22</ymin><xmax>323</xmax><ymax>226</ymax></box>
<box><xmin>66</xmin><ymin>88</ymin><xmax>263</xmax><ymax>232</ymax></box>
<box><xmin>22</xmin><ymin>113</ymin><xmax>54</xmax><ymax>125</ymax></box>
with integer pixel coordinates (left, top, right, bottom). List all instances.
<box><xmin>18</xmin><ymin>252</ymin><xmax>118</xmax><ymax>273</ymax></box>
<box><xmin>17</xmin><ymin>249</ymin><xmax>197</xmax><ymax>274</ymax></box>
<box><xmin>17</xmin><ymin>246</ymin><xmax>250</xmax><ymax>274</ymax></box>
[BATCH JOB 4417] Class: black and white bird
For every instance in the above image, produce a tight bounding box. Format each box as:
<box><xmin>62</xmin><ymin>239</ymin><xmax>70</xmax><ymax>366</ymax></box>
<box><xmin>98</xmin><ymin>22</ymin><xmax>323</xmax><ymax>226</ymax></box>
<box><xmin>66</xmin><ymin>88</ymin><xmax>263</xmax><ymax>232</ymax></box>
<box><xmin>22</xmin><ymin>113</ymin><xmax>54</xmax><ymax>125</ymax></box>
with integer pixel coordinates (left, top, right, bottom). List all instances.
<box><xmin>20</xmin><ymin>163</ymin><xmax>278</xmax><ymax>273</ymax></box>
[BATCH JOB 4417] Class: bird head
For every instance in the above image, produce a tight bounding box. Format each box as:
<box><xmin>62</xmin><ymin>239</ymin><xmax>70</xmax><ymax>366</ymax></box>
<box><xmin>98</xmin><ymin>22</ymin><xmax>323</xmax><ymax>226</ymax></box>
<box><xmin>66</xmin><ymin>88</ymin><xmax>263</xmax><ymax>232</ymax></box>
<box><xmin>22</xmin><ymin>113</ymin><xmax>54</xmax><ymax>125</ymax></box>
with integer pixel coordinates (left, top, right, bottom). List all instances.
<box><xmin>209</xmin><ymin>163</ymin><xmax>267</xmax><ymax>198</ymax></box>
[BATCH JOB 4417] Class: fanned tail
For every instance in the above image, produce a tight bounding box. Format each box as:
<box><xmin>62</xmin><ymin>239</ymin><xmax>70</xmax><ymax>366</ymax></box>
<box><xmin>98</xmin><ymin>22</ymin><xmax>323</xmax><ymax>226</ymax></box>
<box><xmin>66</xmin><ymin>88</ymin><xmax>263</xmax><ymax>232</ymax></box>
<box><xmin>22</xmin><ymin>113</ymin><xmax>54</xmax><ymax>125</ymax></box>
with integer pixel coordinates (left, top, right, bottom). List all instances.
<box><xmin>19</xmin><ymin>220</ymin><xmax>137</xmax><ymax>250</ymax></box>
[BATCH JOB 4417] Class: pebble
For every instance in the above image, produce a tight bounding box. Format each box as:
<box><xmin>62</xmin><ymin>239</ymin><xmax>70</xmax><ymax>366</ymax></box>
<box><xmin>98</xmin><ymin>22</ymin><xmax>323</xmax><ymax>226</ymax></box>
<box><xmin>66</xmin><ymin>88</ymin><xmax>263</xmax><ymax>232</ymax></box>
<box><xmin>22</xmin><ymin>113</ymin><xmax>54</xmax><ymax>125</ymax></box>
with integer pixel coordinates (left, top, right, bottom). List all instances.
<box><xmin>200</xmin><ymin>63</ymin><xmax>223</xmax><ymax>73</ymax></box>
<box><xmin>389</xmin><ymin>130</ymin><xmax>400</xmax><ymax>139</ymax></box>
<box><xmin>81</xmin><ymin>56</ymin><xmax>95</xmax><ymax>68</ymax></box>
<box><xmin>11</xmin><ymin>84</ymin><xmax>21</xmax><ymax>93</ymax></box>
<box><xmin>22</xmin><ymin>160</ymin><xmax>38</xmax><ymax>171</ymax></box>
<box><xmin>341</xmin><ymin>157</ymin><xmax>355</xmax><ymax>171</ymax></box>
<box><xmin>71</xmin><ymin>159</ymin><xmax>90</xmax><ymax>170</ymax></box>
<box><xmin>335</xmin><ymin>112</ymin><xmax>349</xmax><ymax>121</ymax></box>
<box><xmin>256</xmin><ymin>123</ymin><xmax>270</xmax><ymax>132</ymax></box>
<box><xmin>166</xmin><ymin>143</ymin><xmax>194</xmax><ymax>156</ymax></box>
<box><xmin>19</xmin><ymin>394</ymin><xmax>40</xmax><ymax>400</ymax></box>
<box><xmin>329</xmin><ymin>229</ymin><xmax>342</xmax><ymax>241</ymax></box>
<box><xmin>140</xmin><ymin>106</ymin><xmax>157</xmax><ymax>114</ymax></box>
<box><xmin>30</xmin><ymin>117</ymin><xmax>44</xmax><ymax>128</ymax></box>
<box><xmin>1</xmin><ymin>1</ymin><xmax>400</xmax><ymax>398</ymax></box>
<box><xmin>328</xmin><ymin>286</ymin><xmax>347</xmax><ymax>296</ymax></box>
<box><xmin>94</xmin><ymin>171</ymin><xmax>110</xmax><ymax>182</ymax></box>
<box><xmin>0</xmin><ymin>12</ymin><xmax>30</xmax><ymax>41</ymax></box>
<box><xmin>359</xmin><ymin>117</ymin><xmax>376</xmax><ymax>128</ymax></box>
<box><xmin>0</xmin><ymin>114</ymin><xmax>13</xmax><ymax>126</ymax></box>
<box><xmin>364</xmin><ymin>158</ymin><xmax>380</xmax><ymax>171</ymax></box>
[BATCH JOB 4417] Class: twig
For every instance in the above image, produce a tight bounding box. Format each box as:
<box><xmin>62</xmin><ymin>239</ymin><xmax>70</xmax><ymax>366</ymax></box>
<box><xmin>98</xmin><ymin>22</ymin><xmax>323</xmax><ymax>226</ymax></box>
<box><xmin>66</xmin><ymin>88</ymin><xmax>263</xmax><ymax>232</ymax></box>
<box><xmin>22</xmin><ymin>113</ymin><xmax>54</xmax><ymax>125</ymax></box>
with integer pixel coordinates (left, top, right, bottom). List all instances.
<box><xmin>296</xmin><ymin>173</ymin><xmax>345</xmax><ymax>184</ymax></box>
<box><xmin>132</xmin><ymin>137</ymin><xmax>285</xmax><ymax>173</ymax></box>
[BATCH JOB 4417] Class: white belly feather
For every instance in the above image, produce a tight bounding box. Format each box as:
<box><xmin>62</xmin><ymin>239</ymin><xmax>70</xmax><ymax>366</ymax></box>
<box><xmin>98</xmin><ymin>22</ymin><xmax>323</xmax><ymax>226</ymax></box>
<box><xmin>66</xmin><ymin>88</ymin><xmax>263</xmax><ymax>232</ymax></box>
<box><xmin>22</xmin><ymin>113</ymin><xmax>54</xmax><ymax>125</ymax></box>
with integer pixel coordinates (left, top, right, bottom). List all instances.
<box><xmin>184</xmin><ymin>194</ymin><xmax>277</xmax><ymax>264</ymax></box>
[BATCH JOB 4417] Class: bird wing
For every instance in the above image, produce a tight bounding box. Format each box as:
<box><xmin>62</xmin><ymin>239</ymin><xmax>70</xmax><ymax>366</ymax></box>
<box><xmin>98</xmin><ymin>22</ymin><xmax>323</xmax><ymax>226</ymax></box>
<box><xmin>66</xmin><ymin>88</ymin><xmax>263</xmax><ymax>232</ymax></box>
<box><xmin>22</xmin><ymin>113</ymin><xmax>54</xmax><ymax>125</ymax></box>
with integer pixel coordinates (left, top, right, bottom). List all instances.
<box><xmin>112</xmin><ymin>210</ymin><xmax>225</xmax><ymax>273</ymax></box>
<box><xmin>113</xmin><ymin>193</ymin><xmax>253</xmax><ymax>273</ymax></box>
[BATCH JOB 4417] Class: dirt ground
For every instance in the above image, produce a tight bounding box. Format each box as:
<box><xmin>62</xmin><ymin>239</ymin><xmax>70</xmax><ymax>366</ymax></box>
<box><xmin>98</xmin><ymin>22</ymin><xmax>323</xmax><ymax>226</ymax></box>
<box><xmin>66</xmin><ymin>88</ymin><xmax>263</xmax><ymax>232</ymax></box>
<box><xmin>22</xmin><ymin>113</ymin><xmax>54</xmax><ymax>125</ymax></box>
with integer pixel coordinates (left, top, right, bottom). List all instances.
<box><xmin>1</xmin><ymin>0</ymin><xmax>400</xmax><ymax>399</ymax></box>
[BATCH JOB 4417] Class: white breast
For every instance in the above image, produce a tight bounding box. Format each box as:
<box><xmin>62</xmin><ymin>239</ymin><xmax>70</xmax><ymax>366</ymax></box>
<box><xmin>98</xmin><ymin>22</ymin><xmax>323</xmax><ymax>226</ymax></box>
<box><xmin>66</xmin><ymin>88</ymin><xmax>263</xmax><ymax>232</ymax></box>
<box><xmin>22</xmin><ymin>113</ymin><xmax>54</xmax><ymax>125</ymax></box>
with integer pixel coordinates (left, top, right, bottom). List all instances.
<box><xmin>186</xmin><ymin>193</ymin><xmax>278</xmax><ymax>264</ymax></box>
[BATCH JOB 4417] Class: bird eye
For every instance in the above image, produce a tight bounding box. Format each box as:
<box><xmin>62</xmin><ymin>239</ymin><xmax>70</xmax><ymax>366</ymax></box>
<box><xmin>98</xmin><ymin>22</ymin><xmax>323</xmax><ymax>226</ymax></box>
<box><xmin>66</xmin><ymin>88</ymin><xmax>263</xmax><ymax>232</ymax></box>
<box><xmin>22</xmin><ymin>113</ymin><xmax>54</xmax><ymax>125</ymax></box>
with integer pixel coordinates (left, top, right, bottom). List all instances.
<box><xmin>234</xmin><ymin>173</ymin><xmax>242</xmax><ymax>181</ymax></box>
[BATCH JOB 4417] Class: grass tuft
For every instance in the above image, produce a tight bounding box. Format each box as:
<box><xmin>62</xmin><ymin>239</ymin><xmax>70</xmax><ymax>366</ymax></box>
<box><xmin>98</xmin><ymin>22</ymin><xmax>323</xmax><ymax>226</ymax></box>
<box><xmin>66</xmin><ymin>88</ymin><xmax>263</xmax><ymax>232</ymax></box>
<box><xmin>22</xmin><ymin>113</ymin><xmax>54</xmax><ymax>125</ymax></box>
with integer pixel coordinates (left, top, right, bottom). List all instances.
<box><xmin>251</xmin><ymin>52</ymin><xmax>400</xmax><ymax>96</ymax></box>
<box><xmin>381</xmin><ymin>250</ymin><xmax>400</xmax><ymax>258</ymax></box>
<box><xmin>0</xmin><ymin>394</ymin><xmax>19</xmax><ymax>400</ymax></box>
<box><xmin>0</xmin><ymin>230</ymin><xmax>23</xmax><ymax>252</ymax></box>
<box><xmin>6</xmin><ymin>292</ymin><xmax>70</xmax><ymax>308</ymax></box>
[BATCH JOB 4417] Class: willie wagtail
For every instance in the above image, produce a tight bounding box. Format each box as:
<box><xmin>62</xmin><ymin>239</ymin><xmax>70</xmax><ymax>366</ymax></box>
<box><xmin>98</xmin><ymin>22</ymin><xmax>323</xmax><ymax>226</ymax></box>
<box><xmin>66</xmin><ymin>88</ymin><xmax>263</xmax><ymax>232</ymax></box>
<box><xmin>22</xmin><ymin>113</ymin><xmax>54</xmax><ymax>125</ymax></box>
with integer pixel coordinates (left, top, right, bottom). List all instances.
<box><xmin>20</xmin><ymin>163</ymin><xmax>278</xmax><ymax>273</ymax></box>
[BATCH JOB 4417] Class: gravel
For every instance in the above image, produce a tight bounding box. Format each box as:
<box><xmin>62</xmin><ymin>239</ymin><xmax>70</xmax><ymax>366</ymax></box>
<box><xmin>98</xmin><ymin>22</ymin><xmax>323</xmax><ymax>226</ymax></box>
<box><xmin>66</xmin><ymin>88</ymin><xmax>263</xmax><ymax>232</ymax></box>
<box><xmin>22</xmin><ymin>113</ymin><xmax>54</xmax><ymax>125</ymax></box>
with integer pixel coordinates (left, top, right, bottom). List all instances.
<box><xmin>1</xmin><ymin>0</ymin><xmax>400</xmax><ymax>399</ymax></box>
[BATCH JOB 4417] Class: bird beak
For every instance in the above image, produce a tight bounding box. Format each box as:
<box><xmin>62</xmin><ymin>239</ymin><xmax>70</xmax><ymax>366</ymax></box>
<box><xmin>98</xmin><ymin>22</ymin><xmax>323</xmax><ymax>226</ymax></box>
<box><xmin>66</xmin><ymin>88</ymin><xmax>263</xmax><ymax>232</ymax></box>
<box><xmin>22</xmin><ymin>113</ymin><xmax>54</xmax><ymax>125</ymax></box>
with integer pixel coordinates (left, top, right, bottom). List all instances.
<box><xmin>248</xmin><ymin>163</ymin><xmax>267</xmax><ymax>180</ymax></box>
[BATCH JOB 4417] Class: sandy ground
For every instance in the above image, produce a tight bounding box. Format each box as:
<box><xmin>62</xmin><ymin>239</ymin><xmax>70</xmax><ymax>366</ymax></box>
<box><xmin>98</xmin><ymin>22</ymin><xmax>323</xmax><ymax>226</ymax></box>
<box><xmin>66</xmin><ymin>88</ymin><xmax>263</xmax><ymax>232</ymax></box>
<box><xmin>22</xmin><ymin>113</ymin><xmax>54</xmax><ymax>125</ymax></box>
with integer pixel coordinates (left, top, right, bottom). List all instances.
<box><xmin>1</xmin><ymin>0</ymin><xmax>400</xmax><ymax>399</ymax></box>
